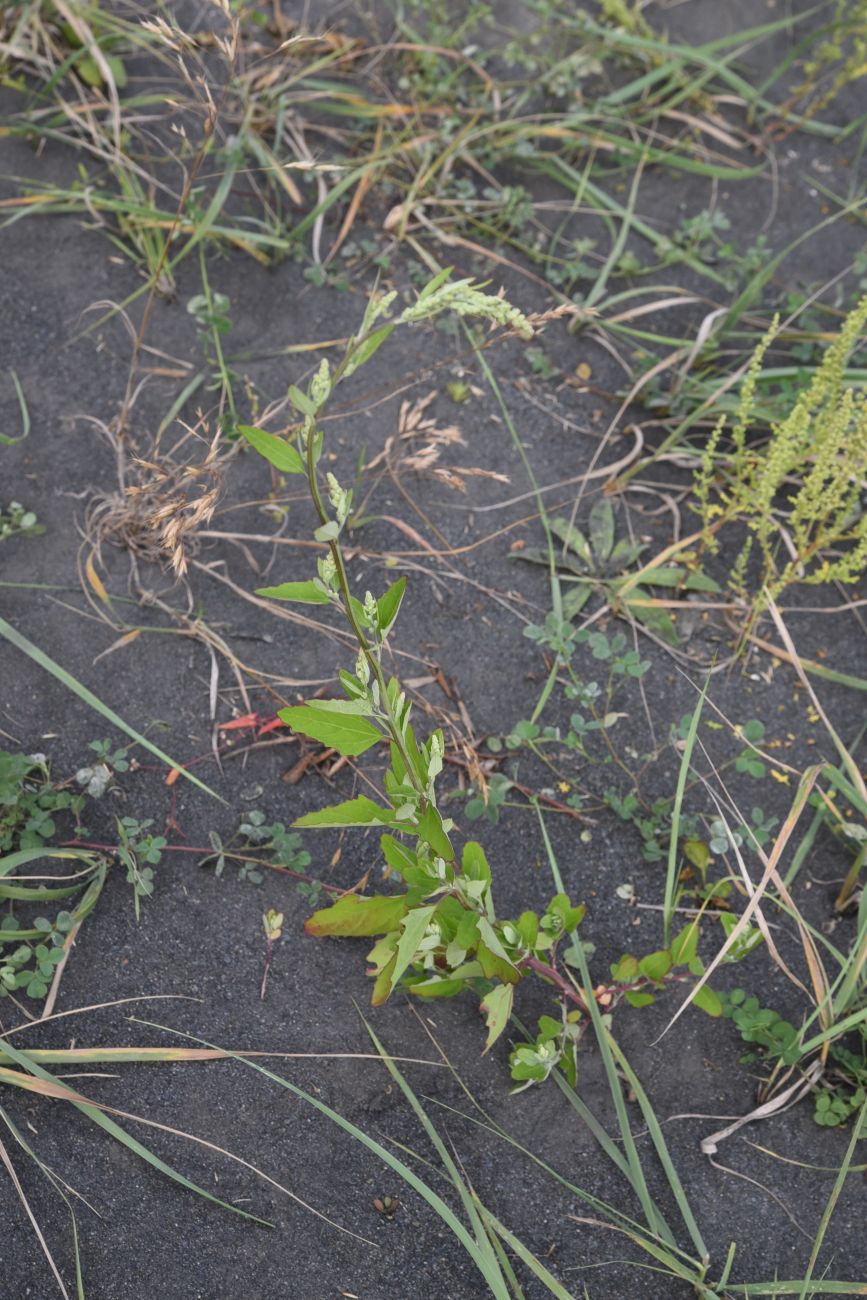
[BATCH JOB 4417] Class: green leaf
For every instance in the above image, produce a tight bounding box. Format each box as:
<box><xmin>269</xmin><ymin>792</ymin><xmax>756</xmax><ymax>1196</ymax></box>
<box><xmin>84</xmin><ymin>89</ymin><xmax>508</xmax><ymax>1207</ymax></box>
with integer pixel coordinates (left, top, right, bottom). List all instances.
<box><xmin>461</xmin><ymin>841</ymin><xmax>491</xmax><ymax>884</ymax></box>
<box><xmin>550</xmin><ymin>517</ymin><xmax>591</xmax><ymax>565</ymax></box>
<box><xmin>670</xmin><ymin>922</ymin><xmax>699</xmax><ymax>965</ymax></box>
<box><xmin>78</xmin><ymin>52</ymin><xmax>127</xmax><ymax>88</ymax></box>
<box><xmin>589</xmin><ymin>498</ymin><xmax>615</xmax><ymax>562</ymax></box>
<box><xmin>348</xmin><ymin>322</ymin><xmax>395</xmax><ymax>373</ymax></box>
<box><xmin>417</xmin><ymin>267</ymin><xmax>453</xmax><ymax>299</ymax></box>
<box><xmin>238</xmin><ymin>425</ymin><xmax>304</xmax><ymax>473</ymax></box>
<box><xmin>256</xmin><ymin>580</ymin><xmax>329</xmax><ymax>604</ymax></box>
<box><xmin>638</xmin><ymin>950</ymin><xmax>672</xmax><ymax>981</ymax></box>
<box><xmin>610</xmin><ymin>954</ymin><xmax>639</xmax><ymax>983</ymax></box>
<box><xmin>377</xmin><ymin>576</ymin><xmax>407</xmax><ymax>637</ymax></box>
<box><xmin>562</xmin><ymin>583</ymin><xmax>592</xmax><ymax>619</ymax></box>
<box><xmin>418</xmin><ymin>803</ymin><xmax>453</xmax><ymax>860</ymax></box>
<box><xmin>385</xmin><ymin>905</ymin><xmax>437</xmax><ymax>999</ymax></box>
<box><xmin>454</xmin><ymin>911</ymin><xmax>480</xmax><ymax>953</ymax></box>
<box><xmin>624</xmin><ymin>589</ymin><xmax>679</xmax><ymax>645</ymax></box>
<box><xmin>692</xmin><ymin>984</ymin><xmax>723</xmax><ymax>1017</ymax></box>
<box><xmin>477</xmin><ymin>940</ymin><xmax>520</xmax><ymax>985</ymax></box>
<box><xmin>279</xmin><ymin>704</ymin><xmax>381</xmax><ymax>756</ymax></box>
<box><xmin>635</xmin><ymin>565</ymin><xmax>720</xmax><ymax>594</ymax></box>
<box><xmin>304</xmin><ymin>698</ymin><xmax>374</xmax><ymax>716</ymax></box>
<box><xmin>515</xmin><ymin>911</ymin><xmax>539</xmax><ymax>949</ymax></box>
<box><xmin>339</xmin><ymin>669</ymin><xmax>367</xmax><ymax>700</ymax></box>
<box><xmin>637</xmin><ymin>565</ymin><xmax>686</xmax><ymax>588</ymax></box>
<box><xmin>624</xmin><ymin>990</ymin><xmax>655</xmax><ymax>1008</ymax></box>
<box><xmin>287</xmin><ymin>385</ymin><xmax>315</xmax><ymax>417</ymax></box>
<box><xmin>314</xmin><ymin>521</ymin><xmax>339</xmax><ymax>543</ymax></box>
<box><xmin>408</xmin><ymin>976</ymin><xmax>465</xmax><ymax>999</ymax></box>
<box><xmin>381</xmin><ymin>835</ymin><xmax>419</xmax><ymax>880</ymax></box>
<box><xmin>304</xmin><ymin>893</ymin><xmax>409</xmax><ymax>938</ymax></box>
<box><xmin>684</xmin><ymin>570</ymin><xmax>721</xmax><ymax>593</ymax></box>
<box><xmin>480</xmin><ymin>983</ymin><xmax>515</xmax><ymax>1053</ymax></box>
<box><xmin>294</xmin><ymin>797</ymin><xmax>396</xmax><ymax>829</ymax></box>
<box><xmin>476</xmin><ymin>919</ymin><xmax>519</xmax><ymax>984</ymax></box>
<box><xmin>683</xmin><ymin>839</ymin><xmax>711</xmax><ymax>872</ymax></box>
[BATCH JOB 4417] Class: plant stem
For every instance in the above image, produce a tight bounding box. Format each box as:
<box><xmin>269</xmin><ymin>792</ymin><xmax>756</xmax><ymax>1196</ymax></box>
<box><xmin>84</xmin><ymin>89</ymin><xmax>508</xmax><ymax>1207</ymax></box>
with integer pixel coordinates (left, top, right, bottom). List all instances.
<box><xmin>303</xmin><ymin>402</ymin><xmax>425</xmax><ymax>803</ymax></box>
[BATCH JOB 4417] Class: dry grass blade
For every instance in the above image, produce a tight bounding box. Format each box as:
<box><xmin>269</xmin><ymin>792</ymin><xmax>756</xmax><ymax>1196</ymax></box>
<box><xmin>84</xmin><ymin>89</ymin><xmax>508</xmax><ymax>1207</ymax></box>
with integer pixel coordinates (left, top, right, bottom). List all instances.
<box><xmin>0</xmin><ymin>1044</ymin><xmax>447</xmax><ymax>1067</ymax></box>
<box><xmin>654</xmin><ymin>765</ymin><xmax>823</xmax><ymax>1043</ymax></box>
<box><xmin>766</xmin><ymin>596</ymin><xmax>867</xmax><ymax>804</ymax></box>
<box><xmin>693</xmin><ymin>745</ymin><xmax>830</xmax><ymax>1018</ymax></box>
<box><xmin>0</xmin><ymin>1055</ymin><xmax>372</xmax><ymax>1243</ymax></box>
<box><xmin>700</xmin><ymin>1060</ymin><xmax>824</xmax><ymax>1157</ymax></box>
<box><xmin>0</xmin><ymin>1130</ymin><xmax>71</xmax><ymax>1299</ymax></box>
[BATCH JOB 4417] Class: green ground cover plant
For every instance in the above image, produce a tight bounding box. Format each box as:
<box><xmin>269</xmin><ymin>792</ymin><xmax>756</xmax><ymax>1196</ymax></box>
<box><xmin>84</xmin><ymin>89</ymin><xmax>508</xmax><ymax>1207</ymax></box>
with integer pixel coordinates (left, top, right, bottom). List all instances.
<box><xmin>3</xmin><ymin>2</ymin><xmax>867</xmax><ymax>1295</ymax></box>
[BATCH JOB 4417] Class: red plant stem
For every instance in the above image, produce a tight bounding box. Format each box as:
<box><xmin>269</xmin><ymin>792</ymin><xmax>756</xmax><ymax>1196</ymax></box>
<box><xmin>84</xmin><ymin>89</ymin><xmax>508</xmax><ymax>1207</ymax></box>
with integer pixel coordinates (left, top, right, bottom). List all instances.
<box><xmin>521</xmin><ymin>954</ymin><xmax>589</xmax><ymax>1012</ymax></box>
<box><xmin>520</xmin><ymin>953</ymin><xmax>696</xmax><ymax>1018</ymax></box>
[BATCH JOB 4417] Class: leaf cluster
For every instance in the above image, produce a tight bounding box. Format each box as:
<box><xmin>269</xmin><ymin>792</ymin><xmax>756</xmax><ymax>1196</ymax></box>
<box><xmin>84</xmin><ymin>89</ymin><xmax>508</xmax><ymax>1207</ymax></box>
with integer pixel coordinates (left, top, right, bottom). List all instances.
<box><xmin>515</xmin><ymin>498</ymin><xmax>719</xmax><ymax>644</ymax></box>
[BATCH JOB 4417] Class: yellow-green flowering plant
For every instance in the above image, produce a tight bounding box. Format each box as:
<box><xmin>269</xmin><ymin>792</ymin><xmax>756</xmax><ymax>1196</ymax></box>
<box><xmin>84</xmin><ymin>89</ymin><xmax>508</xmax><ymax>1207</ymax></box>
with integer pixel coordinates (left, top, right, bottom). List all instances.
<box><xmin>695</xmin><ymin>294</ymin><xmax>867</xmax><ymax>611</ymax></box>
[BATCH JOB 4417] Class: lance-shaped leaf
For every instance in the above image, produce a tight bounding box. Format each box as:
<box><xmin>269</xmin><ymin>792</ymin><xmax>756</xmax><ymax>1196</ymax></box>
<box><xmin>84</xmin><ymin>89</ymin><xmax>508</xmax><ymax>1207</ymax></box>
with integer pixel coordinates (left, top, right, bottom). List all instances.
<box><xmin>373</xmin><ymin>905</ymin><xmax>437</xmax><ymax>1005</ymax></box>
<box><xmin>279</xmin><ymin>703</ymin><xmax>382</xmax><ymax>756</ymax></box>
<box><xmin>345</xmin><ymin>322</ymin><xmax>395</xmax><ymax>376</ymax></box>
<box><xmin>256</xmin><ymin>580</ymin><xmax>330</xmax><ymax>604</ymax></box>
<box><xmin>377</xmin><ymin>576</ymin><xmax>406</xmax><ymax>637</ymax></box>
<box><xmin>418</xmin><ymin>803</ymin><xmax>453</xmax><ymax>860</ymax></box>
<box><xmin>305</xmin><ymin>893</ymin><xmax>410</xmax><ymax>938</ymax></box>
<box><xmin>480</xmin><ymin>983</ymin><xmax>515</xmax><ymax>1053</ymax></box>
<box><xmin>589</xmin><ymin>497</ymin><xmax>615</xmax><ymax>562</ymax></box>
<box><xmin>621</xmin><ymin>587</ymin><xmax>679</xmax><ymax>646</ymax></box>
<box><xmin>692</xmin><ymin>984</ymin><xmax>723</xmax><ymax>1017</ymax></box>
<box><xmin>239</xmin><ymin>425</ymin><xmax>304</xmax><ymax>473</ymax></box>
<box><xmin>294</xmin><ymin>796</ymin><xmax>398</xmax><ymax>829</ymax></box>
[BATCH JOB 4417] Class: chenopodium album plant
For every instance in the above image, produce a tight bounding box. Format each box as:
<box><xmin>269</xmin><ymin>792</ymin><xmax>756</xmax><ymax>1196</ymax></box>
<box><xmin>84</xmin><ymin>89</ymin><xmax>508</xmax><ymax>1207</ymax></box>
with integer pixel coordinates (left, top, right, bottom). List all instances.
<box><xmin>242</xmin><ymin>274</ymin><xmax>725</xmax><ymax>1089</ymax></box>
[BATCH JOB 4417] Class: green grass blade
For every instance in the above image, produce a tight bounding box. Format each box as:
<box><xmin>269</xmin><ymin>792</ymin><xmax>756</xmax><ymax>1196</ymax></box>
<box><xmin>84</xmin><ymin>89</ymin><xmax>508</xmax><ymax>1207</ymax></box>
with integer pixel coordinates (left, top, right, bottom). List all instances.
<box><xmin>0</xmin><ymin>369</ymin><xmax>30</xmax><ymax>445</ymax></box>
<box><xmin>132</xmin><ymin>1019</ymin><xmax>514</xmax><ymax>1299</ymax></box>
<box><xmin>664</xmin><ymin>678</ymin><xmax>709</xmax><ymax>946</ymax></box>
<box><xmin>0</xmin><ymin>1037</ymin><xmax>268</xmax><ymax>1226</ymax></box>
<box><xmin>532</xmin><ymin>805</ymin><xmax>674</xmax><ymax>1246</ymax></box>
<box><xmin>0</xmin><ymin>616</ymin><xmax>222</xmax><ymax>801</ymax></box>
<box><xmin>606</xmin><ymin>1037</ymin><xmax>708</xmax><ymax>1263</ymax></box>
<box><xmin>482</xmin><ymin>1211</ymin><xmax>573</xmax><ymax>1299</ymax></box>
<box><xmin>359</xmin><ymin>1011</ymin><xmax>513</xmax><ymax>1295</ymax></box>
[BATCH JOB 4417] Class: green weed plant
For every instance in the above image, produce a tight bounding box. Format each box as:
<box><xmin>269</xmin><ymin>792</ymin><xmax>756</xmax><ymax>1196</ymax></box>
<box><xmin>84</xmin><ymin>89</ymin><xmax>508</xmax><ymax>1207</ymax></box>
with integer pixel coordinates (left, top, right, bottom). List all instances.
<box><xmin>696</xmin><ymin>295</ymin><xmax>867</xmax><ymax>612</ymax></box>
<box><xmin>244</xmin><ymin>278</ymin><xmax>731</xmax><ymax>1090</ymax></box>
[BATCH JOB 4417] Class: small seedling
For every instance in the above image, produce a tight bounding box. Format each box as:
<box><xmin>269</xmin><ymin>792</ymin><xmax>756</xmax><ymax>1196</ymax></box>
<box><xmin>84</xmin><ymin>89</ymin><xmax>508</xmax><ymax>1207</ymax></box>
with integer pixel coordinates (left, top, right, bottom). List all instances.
<box><xmin>0</xmin><ymin>502</ymin><xmax>43</xmax><ymax>541</ymax></box>
<box><xmin>200</xmin><ymin>814</ymin><xmax>314</xmax><ymax>893</ymax></box>
<box><xmin>260</xmin><ymin>908</ymin><xmax>284</xmax><ymax>1000</ymax></box>
<box><xmin>75</xmin><ymin>737</ymin><xmax>131</xmax><ymax>798</ymax></box>
<box><xmin>115</xmin><ymin>816</ymin><xmax>165</xmax><ymax>918</ymax></box>
<box><xmin>515</xmin><ymin>499</ymin><xmax>719</xmax><ymax>642</ymax></box>
<box><xmin>1</xmin><ymin>750</ymin><xmax>84</xmax><ymax>851</ymax></box>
